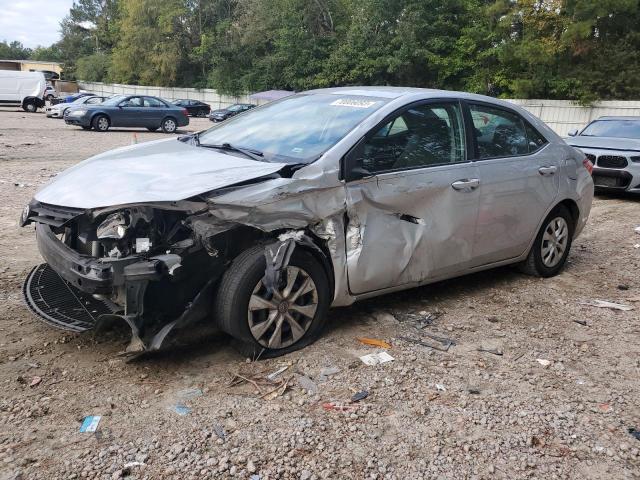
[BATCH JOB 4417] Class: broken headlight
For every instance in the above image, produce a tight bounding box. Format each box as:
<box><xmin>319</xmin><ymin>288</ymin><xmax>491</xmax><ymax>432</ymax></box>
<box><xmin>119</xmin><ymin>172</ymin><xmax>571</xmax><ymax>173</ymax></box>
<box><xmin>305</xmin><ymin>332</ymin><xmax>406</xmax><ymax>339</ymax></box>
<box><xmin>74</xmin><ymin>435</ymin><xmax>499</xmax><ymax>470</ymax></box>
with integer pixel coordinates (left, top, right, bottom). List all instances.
<box><xmin>96</xmin><ymin>212</ymin><xmax>129</xmax><ymax>239</ymax></box>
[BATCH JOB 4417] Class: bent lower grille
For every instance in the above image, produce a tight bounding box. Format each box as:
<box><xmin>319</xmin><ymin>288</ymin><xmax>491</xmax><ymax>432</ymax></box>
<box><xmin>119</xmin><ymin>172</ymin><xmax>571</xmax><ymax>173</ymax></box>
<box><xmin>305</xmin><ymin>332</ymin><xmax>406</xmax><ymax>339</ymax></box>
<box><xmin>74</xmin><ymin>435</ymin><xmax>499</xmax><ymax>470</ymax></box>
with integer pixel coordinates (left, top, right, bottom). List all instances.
<box><xmin>23</xmin><ymin>263</ymin><xmax>115</xmax><ymax>332</ymax></box>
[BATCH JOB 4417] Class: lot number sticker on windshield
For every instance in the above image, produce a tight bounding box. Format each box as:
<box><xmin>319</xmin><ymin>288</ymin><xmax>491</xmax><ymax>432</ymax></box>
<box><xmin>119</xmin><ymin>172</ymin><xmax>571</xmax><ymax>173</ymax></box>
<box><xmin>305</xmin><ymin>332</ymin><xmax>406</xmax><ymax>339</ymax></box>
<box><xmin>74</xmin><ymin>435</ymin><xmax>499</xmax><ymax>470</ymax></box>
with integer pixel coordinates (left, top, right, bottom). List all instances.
<box><xmin>330</xmin><ymin>99</ymin><xmax>379</xmax><ymax>108</ymax></box>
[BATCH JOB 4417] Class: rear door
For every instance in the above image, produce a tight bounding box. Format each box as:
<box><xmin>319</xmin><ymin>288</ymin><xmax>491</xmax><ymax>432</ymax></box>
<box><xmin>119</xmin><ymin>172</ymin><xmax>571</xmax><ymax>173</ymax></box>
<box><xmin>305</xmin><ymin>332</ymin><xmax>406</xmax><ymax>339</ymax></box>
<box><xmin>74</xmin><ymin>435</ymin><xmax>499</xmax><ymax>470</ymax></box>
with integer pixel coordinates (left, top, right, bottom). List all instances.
<box><xmin>466</xmin><ymin>102</ymin><xmax>559</xmax><ymax>266</ymax></box>
<box><xmin>143</xmin><ymin>96</ymin><xmax>169</xmax><ymax>127</ymax></box>
<box><xmin>344</xmin><ymin>100</ymin><xmax>480</xmax><ymax>294</ymax></box>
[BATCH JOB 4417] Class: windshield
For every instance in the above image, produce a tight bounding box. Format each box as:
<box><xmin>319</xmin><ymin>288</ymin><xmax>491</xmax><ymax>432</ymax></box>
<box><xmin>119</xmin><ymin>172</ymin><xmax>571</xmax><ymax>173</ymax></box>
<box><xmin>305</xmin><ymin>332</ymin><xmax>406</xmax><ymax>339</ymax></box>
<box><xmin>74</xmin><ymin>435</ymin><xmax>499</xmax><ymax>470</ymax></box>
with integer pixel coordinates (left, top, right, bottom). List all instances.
<box><xmin>581</xmin><ymin>119</ymin><xmax>640</xmax><ymax>139</ymax></box>
<box><xmin>227</xmin><ymin>104</ymin><xmax>244</xmax><ymax>112</ymax></box>
<box><xmin>198</xmin><ymin>94</ymin><xmax>388</xmax><ymax>163</ymax></box>
<box><xmin>101</xmin><ymin>95</ymin><xmax>128</xmax><ymax>106</ymax></box>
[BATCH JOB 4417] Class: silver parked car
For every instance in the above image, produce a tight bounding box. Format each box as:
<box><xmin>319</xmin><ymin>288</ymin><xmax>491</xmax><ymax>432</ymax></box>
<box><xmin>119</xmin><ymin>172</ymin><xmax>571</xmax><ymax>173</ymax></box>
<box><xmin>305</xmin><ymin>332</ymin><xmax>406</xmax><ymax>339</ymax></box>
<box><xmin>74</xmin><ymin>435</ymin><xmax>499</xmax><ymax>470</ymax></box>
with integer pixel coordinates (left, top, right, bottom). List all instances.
<box><xmin>45</xmin><ymin>95</ymin><xmax>106</xmax><ymax>119</ymax></box>
<box><xmin>20</xmin><ymin>87</ymin><xmax>594</xmax><ymax>358</ymax></box>
<box><xmin>566</xmin><ymin>116</ymin><xmax>640</xmax><ymax>193</ymax></box>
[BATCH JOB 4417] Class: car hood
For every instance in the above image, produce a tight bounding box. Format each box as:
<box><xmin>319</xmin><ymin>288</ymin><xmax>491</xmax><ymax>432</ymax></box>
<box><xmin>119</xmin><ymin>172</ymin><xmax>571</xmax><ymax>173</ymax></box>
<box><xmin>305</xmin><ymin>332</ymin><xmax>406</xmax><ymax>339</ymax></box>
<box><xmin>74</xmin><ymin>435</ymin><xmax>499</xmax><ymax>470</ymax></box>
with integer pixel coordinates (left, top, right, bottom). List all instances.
<box><xmin>34</xmin><ymin>138</ymin><xmax>288</xmax><ymax>209</ymax></box>
<box><xmin>566</xmin><ymin>136</ymin><xmax>640</xmax><ymax>152</ymax></box>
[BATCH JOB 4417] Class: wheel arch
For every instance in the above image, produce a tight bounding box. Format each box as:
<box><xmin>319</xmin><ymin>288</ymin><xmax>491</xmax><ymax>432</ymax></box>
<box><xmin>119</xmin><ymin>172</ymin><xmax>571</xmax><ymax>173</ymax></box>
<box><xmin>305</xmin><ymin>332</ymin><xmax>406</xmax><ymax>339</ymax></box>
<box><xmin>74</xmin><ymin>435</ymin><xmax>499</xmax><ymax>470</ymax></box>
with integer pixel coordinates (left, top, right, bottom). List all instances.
<box><xmin>556</xmin><ymin>198</ymin><xmax>580</xmax><ymax>228</ymax></box>
<box><xmin>90</xmin><ymin>111</ymin><xmax>110</xmax><ymax>125</ymax></box>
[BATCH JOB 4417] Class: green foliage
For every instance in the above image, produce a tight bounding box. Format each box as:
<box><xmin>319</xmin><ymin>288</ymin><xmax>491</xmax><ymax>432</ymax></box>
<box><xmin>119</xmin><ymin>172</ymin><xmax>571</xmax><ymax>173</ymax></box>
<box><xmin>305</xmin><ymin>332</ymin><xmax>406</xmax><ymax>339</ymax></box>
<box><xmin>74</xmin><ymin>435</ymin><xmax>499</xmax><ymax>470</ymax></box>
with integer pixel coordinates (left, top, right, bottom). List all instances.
<box><xmin>5</xmin><ymin>0</ymin><xmax>640</xmax><ymax>100</ymax></box>
<box><xmin>0</xmin><ymin>41</ymin><xmax>32</xmax><ymax>59</ymax></box>
<box><xmin>76</xmin><ymin>53</ymin><xmax>110</xmax><ymax>81</ymax></box>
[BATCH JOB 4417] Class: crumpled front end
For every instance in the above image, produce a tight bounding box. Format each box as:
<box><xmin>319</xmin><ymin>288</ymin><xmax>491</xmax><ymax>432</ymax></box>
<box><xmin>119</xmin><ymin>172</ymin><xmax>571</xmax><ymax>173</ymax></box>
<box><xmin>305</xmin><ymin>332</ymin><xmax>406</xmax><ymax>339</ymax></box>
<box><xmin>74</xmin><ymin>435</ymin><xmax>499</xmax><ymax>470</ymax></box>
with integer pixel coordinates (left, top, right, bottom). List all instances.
<box><xmin>21</xmin><ymin>199</ymin><xmax>248</xmax><ymax>353</ymax></box>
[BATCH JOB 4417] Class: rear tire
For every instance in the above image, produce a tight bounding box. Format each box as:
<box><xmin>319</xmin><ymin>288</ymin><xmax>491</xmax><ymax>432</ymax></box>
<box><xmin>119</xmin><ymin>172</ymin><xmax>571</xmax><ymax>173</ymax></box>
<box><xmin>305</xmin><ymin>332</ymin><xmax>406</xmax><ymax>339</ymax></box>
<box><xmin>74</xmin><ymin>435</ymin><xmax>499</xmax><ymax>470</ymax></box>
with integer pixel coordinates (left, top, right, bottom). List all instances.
<box><xmin>519</xmin><ymin>205</ymin><xmax>574</xmax><ymax>277</ymax></box>
<box><xmin>214</xmin><ymin>244</ymin><xmax>330</xmax><ymax>359</ymax></box>
<box><xmin>92</xmin><ymin>114</ymin><xmax>110</xmax><ymax>132</ymax></box>
<box><xmin>23</xmin><ymin>100</ymin><xmax>37</xmax><ymax>113</ymax></box>
<box><xmin>161</xmin><ymin>117</ymin><xmax>177</xmax><ymax>133</ymax></box>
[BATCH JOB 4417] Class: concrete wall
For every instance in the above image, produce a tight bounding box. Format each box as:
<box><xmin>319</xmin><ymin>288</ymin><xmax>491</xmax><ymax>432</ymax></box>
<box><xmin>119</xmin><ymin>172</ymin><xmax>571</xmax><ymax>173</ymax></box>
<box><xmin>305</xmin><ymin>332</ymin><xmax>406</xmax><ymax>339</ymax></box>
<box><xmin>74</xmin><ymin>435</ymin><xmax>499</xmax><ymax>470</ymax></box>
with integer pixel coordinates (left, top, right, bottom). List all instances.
<box><xmin>507</xmin><ymin>99</ymin><xmax>640</xmax><ymax>136</ymax></box>
<box><xmin>78</xmin><ymin>81</ymin><xmax>640</xmax><ymax>136</ymax></box>
<box><xmin>78</xmin><ymin>81</ymin><xmax>267</xmax><ymax>109</ymax></box>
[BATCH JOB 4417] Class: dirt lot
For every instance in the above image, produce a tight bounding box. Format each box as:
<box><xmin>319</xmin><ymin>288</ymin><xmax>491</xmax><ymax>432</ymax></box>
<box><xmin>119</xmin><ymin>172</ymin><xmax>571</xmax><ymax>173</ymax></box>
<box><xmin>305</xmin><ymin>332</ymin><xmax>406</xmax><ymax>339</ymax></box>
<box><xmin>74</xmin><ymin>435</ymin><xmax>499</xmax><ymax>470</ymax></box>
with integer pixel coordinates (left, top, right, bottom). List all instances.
<box><xmin>0</xmin><ymin>107</ymin><xmax>639</xmax><ymax>480</ymax></box>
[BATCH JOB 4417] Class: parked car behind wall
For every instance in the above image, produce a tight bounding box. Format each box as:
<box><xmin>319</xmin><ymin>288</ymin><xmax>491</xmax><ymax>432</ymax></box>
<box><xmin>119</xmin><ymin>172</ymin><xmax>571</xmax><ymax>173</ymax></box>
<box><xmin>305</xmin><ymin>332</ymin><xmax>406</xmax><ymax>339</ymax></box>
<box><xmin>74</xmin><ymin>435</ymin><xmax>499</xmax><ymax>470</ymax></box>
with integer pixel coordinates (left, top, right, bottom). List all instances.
<box><xmin>209</xmin><ymin>103</ymin><xmax>256</xmax><ymax>122</ymax></box>
<box><xmin>172</xmin><ymin>99</ymin><xmax>211</xmax><ymax>117</ymax></box>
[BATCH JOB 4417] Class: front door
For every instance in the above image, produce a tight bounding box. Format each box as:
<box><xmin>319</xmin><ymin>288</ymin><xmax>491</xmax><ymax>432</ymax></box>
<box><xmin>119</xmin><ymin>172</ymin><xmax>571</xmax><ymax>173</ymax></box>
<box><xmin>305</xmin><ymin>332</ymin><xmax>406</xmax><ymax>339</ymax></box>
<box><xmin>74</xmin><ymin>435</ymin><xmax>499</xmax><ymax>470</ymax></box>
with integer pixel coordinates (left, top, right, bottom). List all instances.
<box><xmin>116</xmin><ymin>96</ymin><xmax>145</xmax><ymax>127</ymax></box>
<box><xmin>466</xmin><ymin>102</ymin><xmax>560</xmax><ymax>266</ymax></box>
<box><xmin>344</xmin><ymin>100</ymin><xmax>480</xmax><ymax>294</ymax></box>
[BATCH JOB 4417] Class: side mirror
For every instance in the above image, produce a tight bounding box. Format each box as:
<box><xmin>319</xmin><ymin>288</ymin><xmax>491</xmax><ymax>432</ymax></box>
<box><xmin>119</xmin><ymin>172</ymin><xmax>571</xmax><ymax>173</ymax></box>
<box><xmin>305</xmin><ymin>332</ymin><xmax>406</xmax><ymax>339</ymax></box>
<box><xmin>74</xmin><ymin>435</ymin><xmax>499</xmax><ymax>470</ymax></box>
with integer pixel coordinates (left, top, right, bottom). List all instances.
<box><xmin>567</xmin><ymin>129</ymin><xmax>578</xmax><ymax>137</ymax></box>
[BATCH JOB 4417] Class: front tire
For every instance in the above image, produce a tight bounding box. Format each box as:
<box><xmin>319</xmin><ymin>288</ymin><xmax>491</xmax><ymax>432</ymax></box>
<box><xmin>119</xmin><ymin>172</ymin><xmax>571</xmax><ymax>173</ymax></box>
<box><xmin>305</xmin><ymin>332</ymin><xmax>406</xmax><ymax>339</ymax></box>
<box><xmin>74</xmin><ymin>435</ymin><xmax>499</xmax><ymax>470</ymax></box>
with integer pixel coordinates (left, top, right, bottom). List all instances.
<box><xmin>92</xmin><ymin>114</ymin><xmax>110</xmax><ymax>132</ymax></box>
<box><xmin>161</xmin><ymin>117</ymin><xmax>177</xmax><ymax>133</ymax></box>
<box><xmin>519</xmin><ymin>205</ymin><xmax>574</xmax><ymax>277</ymax></box>
<box><xmin>214</xmin><ymin>244</ymin><xmax>330</xmax><ymax>359</ymax></box>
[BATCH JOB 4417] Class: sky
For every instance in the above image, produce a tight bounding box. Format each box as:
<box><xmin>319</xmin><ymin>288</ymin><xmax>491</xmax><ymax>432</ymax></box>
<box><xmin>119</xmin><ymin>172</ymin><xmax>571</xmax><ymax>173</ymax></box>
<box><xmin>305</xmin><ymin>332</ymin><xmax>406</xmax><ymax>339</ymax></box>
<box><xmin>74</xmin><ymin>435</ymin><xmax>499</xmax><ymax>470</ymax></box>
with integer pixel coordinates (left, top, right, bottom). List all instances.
<box><xmin>0</xmin><ymin>0</ymin><xmax>74</xmax><ymax>48</ymax></box>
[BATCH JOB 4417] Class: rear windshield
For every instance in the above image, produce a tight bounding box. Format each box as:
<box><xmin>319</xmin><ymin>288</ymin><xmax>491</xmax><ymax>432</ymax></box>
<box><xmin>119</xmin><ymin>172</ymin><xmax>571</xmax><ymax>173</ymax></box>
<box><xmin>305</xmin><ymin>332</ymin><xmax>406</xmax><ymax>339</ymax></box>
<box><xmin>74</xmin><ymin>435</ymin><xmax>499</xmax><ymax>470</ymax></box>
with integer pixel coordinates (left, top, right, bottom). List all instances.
<box><xmin>198</xmin><ymin>94</ymin><xmax>389</xmax><ymax>164</ymax></box>
<box><xmin>581</xmin><ymin>120</ymin><xmax>640</xmax><ymax>139</ymax></box>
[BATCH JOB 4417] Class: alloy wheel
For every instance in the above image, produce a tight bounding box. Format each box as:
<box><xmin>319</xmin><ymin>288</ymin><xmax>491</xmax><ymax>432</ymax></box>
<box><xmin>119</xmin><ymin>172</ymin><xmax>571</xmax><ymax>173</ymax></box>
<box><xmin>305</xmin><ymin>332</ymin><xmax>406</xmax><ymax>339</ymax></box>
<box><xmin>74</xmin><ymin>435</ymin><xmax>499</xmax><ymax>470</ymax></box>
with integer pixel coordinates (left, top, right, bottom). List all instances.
<box><xmin>97</xmin><ymin>117</ymin><xmax>109</xmax><ymax>131</ymax></box>
<box><xmin>541</xmin><ymin>217</ymin><xmax>568</xmax><ymax>268</ymax></box>
<box><xmin>163</xmin><ymin>119</ymin><xmax>176</xmax><ymax>132</ymax></box>
<box><xmin>247</xmin><ymin>266</ymin><xmax>318</xmax><ymax>349</ymax></box>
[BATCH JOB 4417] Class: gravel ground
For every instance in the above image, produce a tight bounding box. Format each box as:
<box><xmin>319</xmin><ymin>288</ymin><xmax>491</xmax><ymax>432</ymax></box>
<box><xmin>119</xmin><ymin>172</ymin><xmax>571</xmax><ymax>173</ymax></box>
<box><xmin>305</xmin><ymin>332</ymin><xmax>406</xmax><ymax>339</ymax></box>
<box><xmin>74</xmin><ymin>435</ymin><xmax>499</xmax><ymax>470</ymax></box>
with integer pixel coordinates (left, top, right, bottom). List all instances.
<box><xmin>1</xmin><ymin>107</ymin><xmax>639</xmax><ymax>480</ymax></box>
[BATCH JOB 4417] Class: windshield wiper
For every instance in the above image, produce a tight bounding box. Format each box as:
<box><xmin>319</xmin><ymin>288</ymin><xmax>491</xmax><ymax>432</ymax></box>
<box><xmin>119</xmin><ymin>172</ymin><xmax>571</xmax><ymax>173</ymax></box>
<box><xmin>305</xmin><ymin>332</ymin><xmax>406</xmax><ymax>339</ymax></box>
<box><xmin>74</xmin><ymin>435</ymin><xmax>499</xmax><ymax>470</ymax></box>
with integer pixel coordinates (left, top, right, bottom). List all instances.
<box><xmin>199</xmin><ymin>142</ymin><xmax>265</xmax><ymax>161</ymax></box>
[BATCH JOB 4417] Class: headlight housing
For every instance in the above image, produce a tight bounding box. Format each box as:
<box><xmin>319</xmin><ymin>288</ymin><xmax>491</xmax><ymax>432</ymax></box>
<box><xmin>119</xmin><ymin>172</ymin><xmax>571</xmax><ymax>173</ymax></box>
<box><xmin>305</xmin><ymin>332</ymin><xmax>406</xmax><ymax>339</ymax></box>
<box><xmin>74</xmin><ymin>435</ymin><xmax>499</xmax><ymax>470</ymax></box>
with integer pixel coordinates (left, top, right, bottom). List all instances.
<box><xmin>69</xmin><ymin>109</ymin><xmax>87</xmax><ymax>116</ymax></box>
<box><xmin>97</xmin><ymin>212</ymin><xmax>128</xmax><ymax>239</ymax></box>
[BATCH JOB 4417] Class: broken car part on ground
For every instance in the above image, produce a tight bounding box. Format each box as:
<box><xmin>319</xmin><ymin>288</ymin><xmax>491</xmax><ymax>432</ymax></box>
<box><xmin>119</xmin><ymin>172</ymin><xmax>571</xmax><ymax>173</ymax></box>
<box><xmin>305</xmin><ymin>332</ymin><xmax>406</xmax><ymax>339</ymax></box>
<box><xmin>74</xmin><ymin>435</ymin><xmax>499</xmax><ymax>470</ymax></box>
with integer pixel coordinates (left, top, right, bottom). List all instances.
<box><xmin>20</xmin><ymin>87</ymin><xmax>594</xmax><ymax>357</ymax></box>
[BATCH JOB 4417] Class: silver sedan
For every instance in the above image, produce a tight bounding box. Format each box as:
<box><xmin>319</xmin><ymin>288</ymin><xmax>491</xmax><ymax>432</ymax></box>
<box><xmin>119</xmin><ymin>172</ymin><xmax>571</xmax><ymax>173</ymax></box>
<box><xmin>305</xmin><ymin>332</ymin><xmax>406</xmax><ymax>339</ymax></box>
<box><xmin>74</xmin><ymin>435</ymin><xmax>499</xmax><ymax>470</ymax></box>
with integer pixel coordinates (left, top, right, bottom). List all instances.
<box><xmin>21</xmin><ymin>87</ymin><xmax>594</xmax><ymax>357</ymax></box>
<box><xmin>566</xmin><ymin>116</ymin><xmax>640</xmax><ymax>193</ymax></box>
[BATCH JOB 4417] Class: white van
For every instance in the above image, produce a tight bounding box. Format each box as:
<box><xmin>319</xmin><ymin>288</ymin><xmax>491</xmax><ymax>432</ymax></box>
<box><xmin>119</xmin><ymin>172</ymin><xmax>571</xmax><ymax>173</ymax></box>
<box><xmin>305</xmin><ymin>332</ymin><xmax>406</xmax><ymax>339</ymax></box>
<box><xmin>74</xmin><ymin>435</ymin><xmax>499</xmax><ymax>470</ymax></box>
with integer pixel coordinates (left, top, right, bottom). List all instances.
<box><xmin>0</xmin><ymin>70</ymin><xmax>46</xmax><ymax>112</ymax></box>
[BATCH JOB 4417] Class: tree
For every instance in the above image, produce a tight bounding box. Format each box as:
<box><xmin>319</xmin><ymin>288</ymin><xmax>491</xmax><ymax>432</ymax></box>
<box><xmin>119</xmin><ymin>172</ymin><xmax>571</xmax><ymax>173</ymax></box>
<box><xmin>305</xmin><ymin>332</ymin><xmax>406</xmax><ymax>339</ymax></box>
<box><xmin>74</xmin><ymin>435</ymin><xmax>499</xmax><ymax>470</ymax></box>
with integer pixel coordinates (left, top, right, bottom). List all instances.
<box><xmin>0</xmin><ymin>41</ymin><xmax>32</xmax><ymax>59</ymax></box>
<box><xmin>76</xmin><ymin>52</ymin><xmax>110</xmax><ymax>81</ymax></box>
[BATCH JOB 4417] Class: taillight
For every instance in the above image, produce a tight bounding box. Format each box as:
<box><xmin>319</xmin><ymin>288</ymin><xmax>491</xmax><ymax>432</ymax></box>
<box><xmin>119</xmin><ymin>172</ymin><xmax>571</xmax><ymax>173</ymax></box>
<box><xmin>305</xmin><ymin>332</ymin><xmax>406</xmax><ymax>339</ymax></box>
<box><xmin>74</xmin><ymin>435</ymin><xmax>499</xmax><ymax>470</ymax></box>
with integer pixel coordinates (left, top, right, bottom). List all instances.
<box><xmin>582</xmin><ymin>158</ymin><xmax>593</xmax><ymax>175</ymax></box>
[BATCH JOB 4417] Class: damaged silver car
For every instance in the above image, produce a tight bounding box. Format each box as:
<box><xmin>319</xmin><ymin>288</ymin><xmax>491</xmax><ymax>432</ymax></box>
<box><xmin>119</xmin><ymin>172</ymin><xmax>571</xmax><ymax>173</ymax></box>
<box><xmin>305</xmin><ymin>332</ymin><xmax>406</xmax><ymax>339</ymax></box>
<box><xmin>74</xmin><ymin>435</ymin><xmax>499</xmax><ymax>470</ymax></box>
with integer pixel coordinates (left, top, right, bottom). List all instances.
<box><xmin>21</xmin><ymin>87</ymin><xmax>594</xmax><ymax>357</ymax></box>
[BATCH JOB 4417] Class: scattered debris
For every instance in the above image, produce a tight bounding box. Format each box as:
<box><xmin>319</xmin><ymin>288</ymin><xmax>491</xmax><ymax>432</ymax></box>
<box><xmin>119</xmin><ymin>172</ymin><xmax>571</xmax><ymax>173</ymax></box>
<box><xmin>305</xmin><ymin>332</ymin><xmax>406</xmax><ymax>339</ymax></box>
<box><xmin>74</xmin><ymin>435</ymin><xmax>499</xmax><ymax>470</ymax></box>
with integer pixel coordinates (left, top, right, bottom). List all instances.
<box><xmin>123</xmin><ymin>461</ymin><xmax>144</xmax><ymax>470</ymax></box>
<box><xmin>29</xmin><ymin>376</ymin><xmax>42</xmax><ymax>387</ymax></box>
<box><xmin>634</xmin><ymin>244</ymin><xmax>640</xmax><ymax>249</ymax></box>
<box><xmin>580</xmin><ymin>299</ymin><xmax>634</xmax><ymax>311</ymax></box>
<box><xmin>265</xmin><ymin>365</ymin><xmax>290</xmax><ymax>382</ymax></box>
<box><xmin>357</xmin><ymin>337</ymin><xmax>391</xmax><ymax>349</ymax></box>
<box><xmin>213</xmin><ymin>423</ymin><xmax>226</xmax><ymax>441</ymax></box>
<box><xmin>295</xmin><ymin>374</ymin><xmax>318</xmax><ymax>395</ymax></box>
<box><xmin>79</xmin><ymin>415</ymin><xmax>101</xmax><ymax>432</ymax></box>
<box><xmin>628</xmin><ymin>427</ymin><xmax>640</xmax><ymax>441</ymax></box>
<box><xmin>322</xmin><ymin>402</ymin><xmax>358</xmax><ymax>413</ymax></box>
<box><xmin>172</xmin><ymin>405</ymin><xmax>191</xmax><ymax>416</ymax></box>
<box><xmin>359</xmin><ymin>351</ymin><xmax>394</xmax><ymax>366</ymax></box>
<box><xmin>486</xmin><ymin>315</ymin><xmax>500</xmax><ymax>323</ymax></box>
<box><xmin>536</xmin><ymin>359</ymin><xmax>552</xmax><ymax>368</ymax></box>
<box><xmin>176</xmin><ymin>388</ymin><xmax>203</xmax><ymax>401</ymax></box>
<box><xmin>477</xmin><ymin>347</ymin><xmax>504</xmax><ymax>356</ymax></box>
<box><xmin>598</xmin><ymin>403</ymin><xmax>612</xmax><ymax>413</ymax></box>
<box><xmin>350</xmin><ymin>390</ymin><xmax>369</xmax><ymax>403</ymax></box>
<box><xmin>229</xmin><ymin>370</ymin><xmax>292</xmax><ymax>399</ymax></box>
<box><xmin>397</xmin><ymin>334</ymin><xmax>454</xmax><ymax>352</ymax></box>
<box><xmin>318</xmin><ymin>367</ymin><xmax>340</xmax><ymax>382</ymax></box>
<box><xmin>468</xmin><ymin>387</ymin><xmax>481</xmax><ymax>394</ymax></box>
<box><xmin>634</xmin><ymin>226</ymin><xmax>640</xmax><ymax>235</ymax></box>
<box><xmin>573</xmin><ymin>319</ymin><xmax>588</xmax><ymax>326</ymax></box>
<box><xmin>435</xmin><ymin>384</ymin><xmax>446</xmax><ymax>392</ymax></box>
<box><xmin>416</xmin><ymin>310</ymin><xmax>443</xmax><ymax>328</ymax></box>
<box><xmin>617</xmin><ymin>284</ymin><xmax>630</xmax><ymax>291</ymax></box>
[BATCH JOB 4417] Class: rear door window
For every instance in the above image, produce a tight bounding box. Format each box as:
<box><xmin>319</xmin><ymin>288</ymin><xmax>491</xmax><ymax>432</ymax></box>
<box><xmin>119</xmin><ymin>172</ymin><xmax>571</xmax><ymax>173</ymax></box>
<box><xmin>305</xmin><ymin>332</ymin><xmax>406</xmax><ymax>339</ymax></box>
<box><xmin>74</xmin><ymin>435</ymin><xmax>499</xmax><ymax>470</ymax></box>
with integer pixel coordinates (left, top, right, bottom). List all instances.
<box><xmin>144</xmin><ymin>97</ymin><xmax>166</xmax><ymax>108</ymax></box>
<box><xmin>470</xmin><ymin>104</ymin><xmax>528</xmax><ymax>158</ymax></box>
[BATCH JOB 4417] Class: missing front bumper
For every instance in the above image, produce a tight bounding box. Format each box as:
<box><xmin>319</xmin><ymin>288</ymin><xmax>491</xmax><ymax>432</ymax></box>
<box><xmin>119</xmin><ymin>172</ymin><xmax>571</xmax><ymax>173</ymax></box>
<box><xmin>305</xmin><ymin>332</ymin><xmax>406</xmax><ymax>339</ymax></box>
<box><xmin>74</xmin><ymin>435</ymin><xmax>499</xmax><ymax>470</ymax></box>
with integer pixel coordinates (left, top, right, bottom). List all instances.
<box><xmin>23</xmin><ymin>263</ymin><xmax>117</xmax><ymax>332</ymax></box>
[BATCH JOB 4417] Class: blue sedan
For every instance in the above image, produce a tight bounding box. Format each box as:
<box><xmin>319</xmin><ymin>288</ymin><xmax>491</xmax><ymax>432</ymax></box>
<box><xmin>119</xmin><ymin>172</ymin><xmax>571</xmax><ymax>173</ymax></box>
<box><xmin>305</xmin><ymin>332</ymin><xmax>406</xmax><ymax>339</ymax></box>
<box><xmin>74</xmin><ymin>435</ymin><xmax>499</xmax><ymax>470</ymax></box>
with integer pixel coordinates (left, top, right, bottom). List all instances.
<box><xmin>65</xmin><ymin>95</ymin><xmax>190</xmax><ymax>133</ymax></box>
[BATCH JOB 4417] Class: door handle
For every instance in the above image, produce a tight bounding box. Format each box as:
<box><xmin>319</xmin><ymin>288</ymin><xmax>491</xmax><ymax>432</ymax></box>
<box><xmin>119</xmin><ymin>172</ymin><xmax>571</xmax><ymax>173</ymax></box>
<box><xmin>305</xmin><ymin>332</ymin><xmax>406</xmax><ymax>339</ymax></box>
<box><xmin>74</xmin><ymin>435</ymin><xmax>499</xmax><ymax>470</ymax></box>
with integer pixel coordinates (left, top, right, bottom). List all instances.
<box><xmin>451</xmin><ymin>178</ymin><xmax>480</xmax><ymax>191</ymax></box>
<box><xmin>538</xmin><ymin>166</ymin><xmax>557</xmax><ymax>176</ymax></box>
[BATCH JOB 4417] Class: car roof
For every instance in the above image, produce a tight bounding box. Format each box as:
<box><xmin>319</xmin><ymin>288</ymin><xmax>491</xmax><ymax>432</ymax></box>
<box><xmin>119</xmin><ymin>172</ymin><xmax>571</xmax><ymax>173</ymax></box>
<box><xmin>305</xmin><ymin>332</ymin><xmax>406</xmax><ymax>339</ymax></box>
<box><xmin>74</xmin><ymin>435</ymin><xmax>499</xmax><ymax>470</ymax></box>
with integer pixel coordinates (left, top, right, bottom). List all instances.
<box><xmin>304</xmin><ymin>86</ymin><xmax>519</xmax><ymax>108</ymax></box>
<box><xmin>595</xmin><ymin>116</ymin><xmax>640</xmax><ymax>121</ymax></box>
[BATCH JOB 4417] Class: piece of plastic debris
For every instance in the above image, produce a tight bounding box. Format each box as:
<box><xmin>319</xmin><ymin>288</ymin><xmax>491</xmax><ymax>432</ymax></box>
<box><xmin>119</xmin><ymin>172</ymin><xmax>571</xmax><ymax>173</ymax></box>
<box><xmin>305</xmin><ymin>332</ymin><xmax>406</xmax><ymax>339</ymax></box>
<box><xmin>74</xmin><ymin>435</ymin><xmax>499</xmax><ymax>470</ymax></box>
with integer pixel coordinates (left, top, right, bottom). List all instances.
<box><xmin>477</xmin><ymin>347</ymin><xmax>503</xmax><ymax>356</ymax></box>
<box><xmin>266</xmin><ymin>365</ymin><xmax>289</xmax><ymax>382</ymax></box>
<box><xmin>176</xmin><ymin>387</ymin><xmax>203</xmax><ymax>400</ymax></box>
<box><xmin>398</xmin><ymin>335</ymin><xmax>453</xmax><ymax>352</ymax></box>
<box><xmin>322</xmin><ymin>402</ymin><xmax>358</xmax><ymax>412</ymax></box>
<box><xmin>318</xmin><ymin>367</ymin><xmax>340</xmax><ymax>382</ymax></box>
<box><xmin>435</xmin><ymin>384</ymin><xmax>446</xmax><ymax>392</ymax></box>
<box><xmin>468</xmin><ymin>387</ymin><xmax>481</xmax><ymax>394</ymax></box>
<box><xmin>536</xmin><ymin>359</ymin><xmax>552</xmax><ymax>367</ymax></box>
<box><xmin>359</xmin><ymin>351</ymin><xmax>394</xmax><ymax>366</ymax></box>
<box><xmin>580</xmin><ymin>299</ymin><xmax>634</xmax><ymax>311</ymax></box>
<box><xmin>79</xmin><ymin>415</ymin><xmax>101</xmax><ymax>432</ymax></box>
<box><xmin>29</xmin><ymin>376</ymin><xmax>42</xmax><ymax>387</ymax></box>
<box><xmin>350</xmin><ymin>390</ymin><xmax>369</xmax><ymax>403</ymax></box>
<box><xmin>573</xmin><ymin>319</ymin><xmax>587</xmax><ymax>326</ymax></box>
<box><xmin>172</xmin><ymin>404</ymin><xmax>191</xmax><ymax>416</ymax></box>
<box><xmin>213</xmin><ymin>423</ymin><xmax>226</xmax><ymax>440</ymax></box>
<box><xmin>357</xmin><ymin>337</ymin><xmax>392</xmax><ymax>349</ymax></box>
<box><xmin>295</xmin><ymin>374</ymin><xmax>318</xmax><ymax>394</ymax></box>
<box><xmin>123</xmin><ymin>462</ymin><xmax>144</xmax><ymax>469</ymax></box>
<box><xmin>250</xmin><ymin>475</ymin><xmax>262</xmax><ymax>480</ymax></box>
<box><xmin>634</xmin><ymin>244</ymin><xmax>640</xmax><ymax>249</ymax></box>
<box><xmin>628</xmin><ymin>428</ymin><xmax>640</xmax><ymax>441</ymax></box>
<box><xmin>598</xmin><ymin>403</ymin><xmax>612</xmax><ymax>413</ymax></box>
<box><xmin>634</xmin><ymin>226</ymin><xmax>640</xmax><ymax>235</ymax></box>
